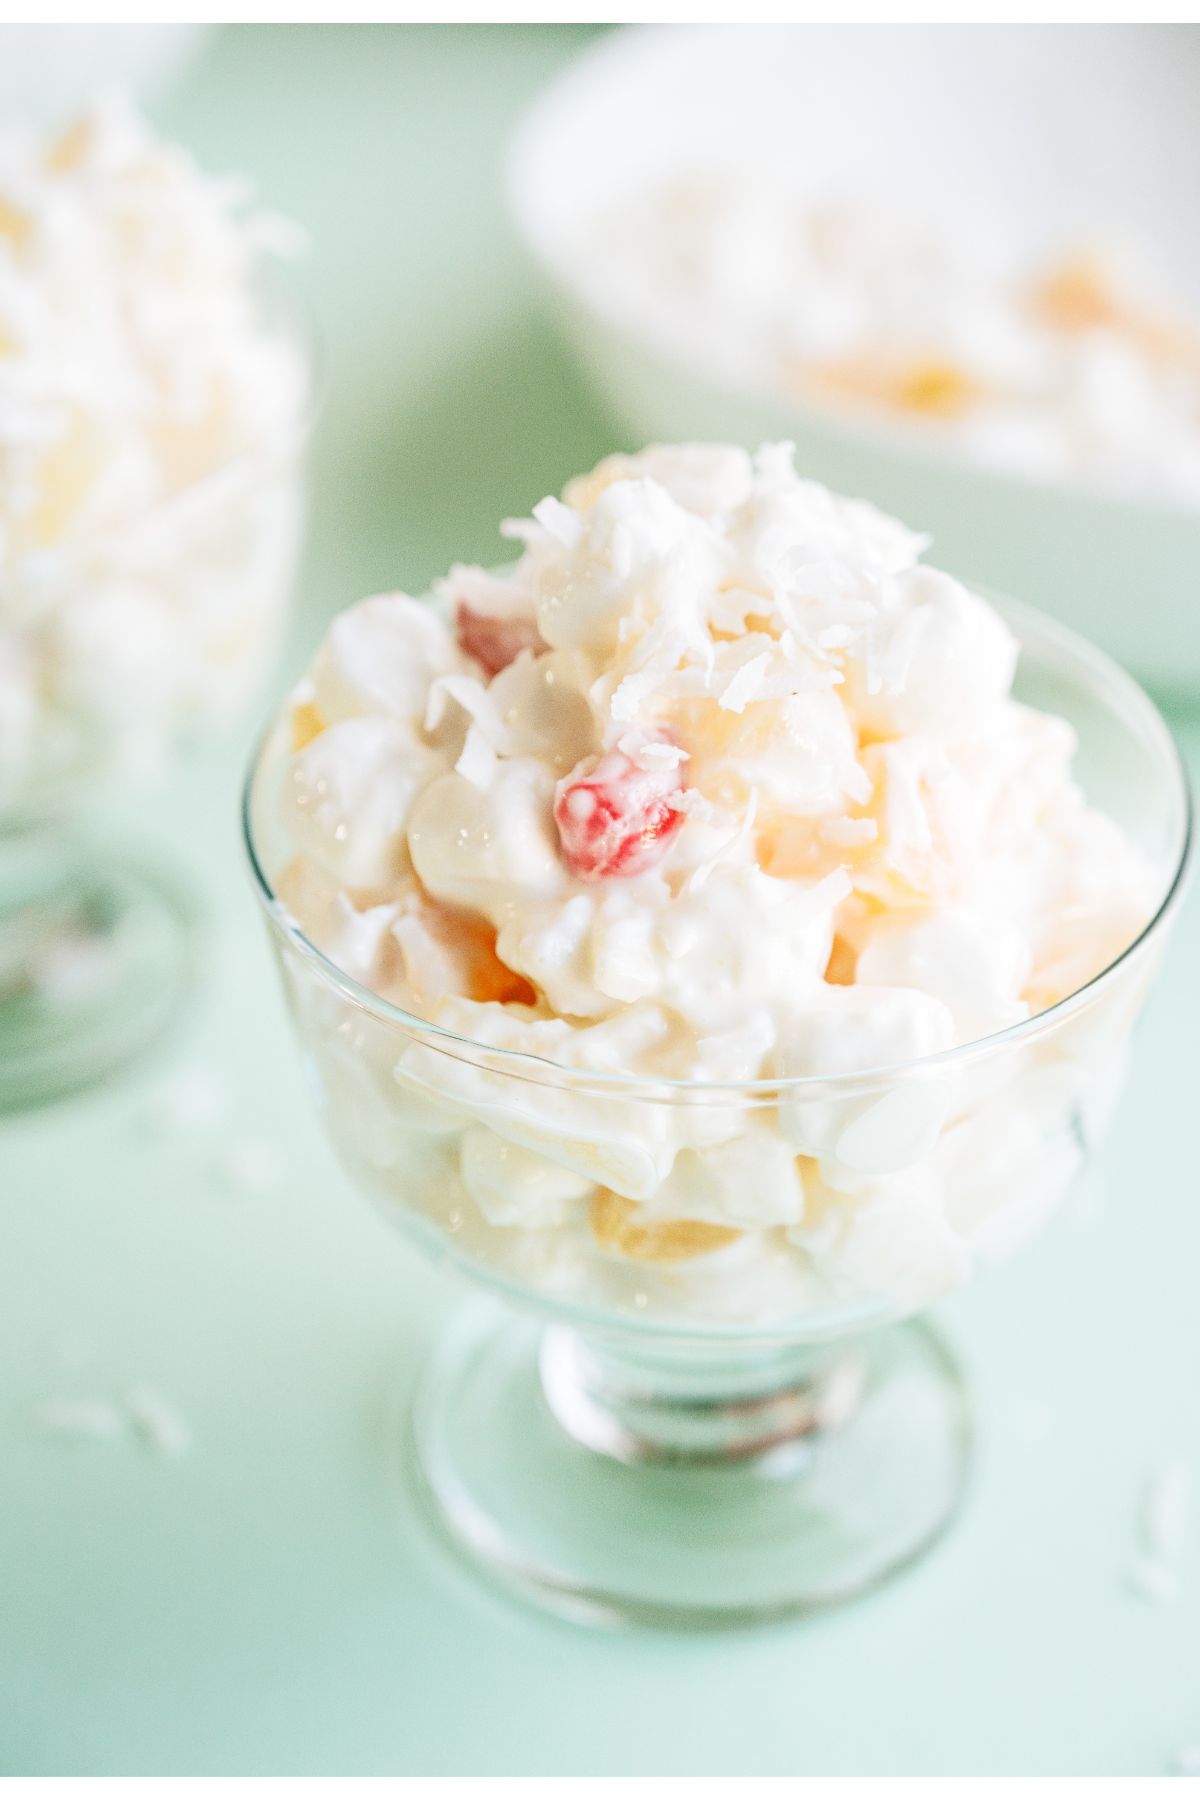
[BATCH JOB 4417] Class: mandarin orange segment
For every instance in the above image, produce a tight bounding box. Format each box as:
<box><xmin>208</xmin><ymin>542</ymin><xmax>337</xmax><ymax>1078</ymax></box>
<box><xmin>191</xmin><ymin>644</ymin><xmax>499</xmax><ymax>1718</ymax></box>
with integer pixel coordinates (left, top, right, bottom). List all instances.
<box><xmin>1032</xmin><ymin>258</ymin><xmax>1200</xmax><ymax>371</ymax></box>
<box><xmin>796</xmin><ymin>353</ymin><xmax>979</xmax><ymax>422</ymax></box>
<box><xmin>824</xmin><ymin>934</ymin><xmax>857</xmax><ymax>986</ymax></box>
<box><xmin>1032</xmin><ymin>259</ymin><xmax>1120</xmax><ymax>334</ymax></box>
<box><xmin>457</xmin><ymin>912</ymin><xmax>538</xmax><ymax>1006</ymax></box>
<box><xmin>890</xmin><ymin>360</ymin><xmax>978</xmax><ymax>418</ymax></box>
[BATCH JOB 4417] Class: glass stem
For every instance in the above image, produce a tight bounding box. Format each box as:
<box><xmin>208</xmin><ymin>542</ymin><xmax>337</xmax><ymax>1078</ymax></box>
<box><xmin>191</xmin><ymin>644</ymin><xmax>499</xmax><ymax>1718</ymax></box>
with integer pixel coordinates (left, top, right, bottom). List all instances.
<box><xmin>539</xmin><ymin>1324</ymin><xmax>868</xmax><ymax>1467</ymax></box>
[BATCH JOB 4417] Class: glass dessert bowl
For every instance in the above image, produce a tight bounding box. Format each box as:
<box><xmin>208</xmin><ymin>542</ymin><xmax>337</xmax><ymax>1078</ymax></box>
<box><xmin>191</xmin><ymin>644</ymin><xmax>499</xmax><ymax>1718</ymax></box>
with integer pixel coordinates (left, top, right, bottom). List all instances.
<box><xmin>244</xmin><ymin>445</ymin><xmax>1190</xmax><ymax>1627</ymax></box>
<box><xmin>0</xmin><ymin>102</ymin><xmax>313</xmax><ymax>1108</ymax></box>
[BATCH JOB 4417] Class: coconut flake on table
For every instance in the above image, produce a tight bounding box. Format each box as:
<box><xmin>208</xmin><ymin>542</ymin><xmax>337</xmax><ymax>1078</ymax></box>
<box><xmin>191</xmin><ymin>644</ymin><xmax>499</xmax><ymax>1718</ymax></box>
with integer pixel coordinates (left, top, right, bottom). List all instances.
<box><xmin>1126</xmin><ymin>1557</ymin><xmax>1182</xmax><ymax>1609</ymax></box>
<box><xmin>1126</xmin><ymin>1455</ymin><xmax>1192</xmax><ymax>1607</ymax></box>
<box><xmin>215</xmin><ymin>1136</ymin><xmax>285</xmax><ymax>1197</ymax></box>
<box><xmin>34</xmin><ymin>1397</ymin><xmax>127</xmax><ymax>1441</ymax></box>
<box><xmin>125</xmin><ymin>1386</ymin><xmax>194</xmax><ymax>1459</ymax></box>
<box><xmin>1141</xmin><ymin>1456</ymin><xmax>1191</xmax><ymax>1563</ymax></box>
<box><xmin>34</xmin><ymin>1387</ymin><xmax>195</xmax><ymax>1457</ymax></box>
<box><xmin>32</xmin><ymin>931</ymin><xmax>124</xmax><ymax>1004</ymax></box>
<box><xmin>139</xmin><ymin>1064</ymin><xmax>228</xmax><ymax>1137</ymax></box>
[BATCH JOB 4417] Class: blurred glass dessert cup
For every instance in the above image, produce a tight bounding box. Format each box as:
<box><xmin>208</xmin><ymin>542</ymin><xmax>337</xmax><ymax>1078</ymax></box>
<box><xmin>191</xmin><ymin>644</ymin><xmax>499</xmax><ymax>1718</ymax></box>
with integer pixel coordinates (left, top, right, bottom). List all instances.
<box><xmin>0</xmin><ymin>101</ymin><xmax>313</xmax><ymax>1107</ymax></box>
<box><xmin>245</xmin><ymin>579</ymin><xmax>1189</xmax><ymax>1628</ymax></box>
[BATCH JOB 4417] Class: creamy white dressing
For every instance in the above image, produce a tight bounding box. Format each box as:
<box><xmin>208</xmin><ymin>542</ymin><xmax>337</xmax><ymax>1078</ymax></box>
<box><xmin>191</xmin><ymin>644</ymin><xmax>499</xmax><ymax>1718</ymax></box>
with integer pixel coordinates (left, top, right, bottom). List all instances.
<box><xmin>273</xmin><ymin>442</ymin><xmax>1156</xmax><ymax>1319</ymax></box>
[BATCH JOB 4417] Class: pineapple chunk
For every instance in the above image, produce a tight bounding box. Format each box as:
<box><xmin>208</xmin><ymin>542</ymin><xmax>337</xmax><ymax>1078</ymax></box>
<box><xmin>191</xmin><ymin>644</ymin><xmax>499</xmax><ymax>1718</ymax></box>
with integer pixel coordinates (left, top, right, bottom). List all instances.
<box><xmin>27</xmin><ymin>415</ymin><xmax>103</xmax><ymax>546</ymax></box>
<box><xmin>290</xmin><ymin>698</ymin><xmax>326</xmax><ymax>752</ymax></box>
<box><xmin>44</xmin><ymin>115</ymin><xmax>94</xmax><ymax>176</ymax></box>
<box><xmin>0</xmin><ymin>196</ymin><xmax>30</xmax><ymax>248</ymax></box>
<box><xmin>591</xmin><ymin>1189</ymin><xmax>741</xmax><ymax>1263</ymax></box>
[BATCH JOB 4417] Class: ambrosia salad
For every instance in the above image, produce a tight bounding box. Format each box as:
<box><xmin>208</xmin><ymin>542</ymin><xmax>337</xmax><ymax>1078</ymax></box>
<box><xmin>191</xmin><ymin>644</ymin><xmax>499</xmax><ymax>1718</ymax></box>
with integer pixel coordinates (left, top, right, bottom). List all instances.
<box><xmin>265</xmin><ymin>442</ymin><xmax>1158</xmax><ymax>1323</ymax></box>
<box><xmin>0</xmin><ymin>99</ymin><xmax>308</xmax><ymax>808</ymax></box>
<box><xmin>585</xmin><ymin>172</ymin><xmax>1200</xmax><ymax>505</ymax></box>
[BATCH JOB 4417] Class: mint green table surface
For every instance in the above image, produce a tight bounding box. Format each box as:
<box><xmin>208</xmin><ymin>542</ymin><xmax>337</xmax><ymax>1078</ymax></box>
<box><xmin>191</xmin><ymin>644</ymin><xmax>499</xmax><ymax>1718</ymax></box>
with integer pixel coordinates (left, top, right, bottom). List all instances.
<box><xmin>3</xmin><ymin>25</ymin><xmax>1199</xmax><ymax>1777</ymax></box>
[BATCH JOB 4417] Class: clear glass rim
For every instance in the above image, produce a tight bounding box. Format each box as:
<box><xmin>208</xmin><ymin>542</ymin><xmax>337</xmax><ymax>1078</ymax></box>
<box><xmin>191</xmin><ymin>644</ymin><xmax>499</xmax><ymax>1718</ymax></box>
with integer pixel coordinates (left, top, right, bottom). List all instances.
<box><xmin>242</xmin><ymin>589</ymin><xmax>1194</xmax><ymax>1100</ymax></box>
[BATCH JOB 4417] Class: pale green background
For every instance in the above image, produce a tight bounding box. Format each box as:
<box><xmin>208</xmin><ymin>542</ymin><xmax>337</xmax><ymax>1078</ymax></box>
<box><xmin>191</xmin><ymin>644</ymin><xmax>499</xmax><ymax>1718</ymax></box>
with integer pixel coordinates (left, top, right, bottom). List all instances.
<box><xmin>3</xmin><ymin>25</ymin><xmax>1199</xmax><ymax>1777</ymax></box>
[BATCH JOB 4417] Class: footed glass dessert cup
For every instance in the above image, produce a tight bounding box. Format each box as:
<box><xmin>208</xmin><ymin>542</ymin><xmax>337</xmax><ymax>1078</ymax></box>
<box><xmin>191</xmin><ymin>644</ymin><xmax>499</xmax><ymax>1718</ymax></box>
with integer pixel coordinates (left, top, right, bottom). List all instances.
<box><xmin>245</xmin><ymin>598</ymin><xmax>1191</xmax><ymax>1628</ymax></box>
<box><xmin>0</xmin><ymin>286</ymin><xmax>313</xmax><ymax>1111</ymax></box>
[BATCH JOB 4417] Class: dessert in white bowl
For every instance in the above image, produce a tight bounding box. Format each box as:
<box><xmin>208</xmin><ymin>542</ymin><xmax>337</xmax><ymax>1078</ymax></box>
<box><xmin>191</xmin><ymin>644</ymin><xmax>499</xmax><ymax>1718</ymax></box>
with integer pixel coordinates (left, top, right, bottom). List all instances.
<box><xmin>506</xmin><ymin>25</ymin><xmax>1200</xmax><ymax>690</ymax></box>
<box><xmin>247</xmin><ymin>442</ymin><xmax>1189</xmax><ymax>1625</ymax></box>
<box><xmin>0</xmin><ymin>99</ymin><xmax>311</xmax><ymax>1107</ymax></box>
<box><xmin>585</xmin><ymin>175</ymin><xmax>1200</xmax><ymax>509</ymax></box>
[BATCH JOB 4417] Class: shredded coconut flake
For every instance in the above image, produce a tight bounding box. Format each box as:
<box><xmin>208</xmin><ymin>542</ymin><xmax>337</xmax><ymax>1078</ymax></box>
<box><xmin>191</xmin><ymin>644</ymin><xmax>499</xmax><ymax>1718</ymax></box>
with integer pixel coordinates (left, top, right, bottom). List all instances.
<box><xmin>1142</xmin><ymin>1457</ymin><xmax>1191</xmax><ymax>1565</ymax></box>
<box><xmin>531</xmin><ymin>495</ymin><xmax>583</xmax><ymax>550</ymax></box>
<box><xmin>35</xmin><ymin>1398</ymin><xmax>126</xmax><ymax>1441</ymax></box>
<box><xmin>141</xmin><ymin>1066</ymin><xmax>227</xmax><ymax>1136</ymax></box>
<box><xmin>125</xmin><ymin>1387</ymin><xmax>193</xmax><ymax>1459</ymax></box>
<box><xmin>1126</xmin><ymin>1555</ymin><xmax>1182</xmax><ymax>1608</ymax></box>
<box><xmin>718</xmin><ymin>650</ymin><xmax>771</xmax><ymax>714</ymax></box>
<box><xmin>217</xmin><ymin>1138</ymin><xmax>284</xmax><ymax>1196</ymax></box>
<box><xmin>619</xmin><ymin>732</ymin><xmax>690</xmax><ymax>773</ymax></box>
<box><xmin>686</xmin><ymin>788</ymin><xmax>760</xmax><ymax>894</ymax></box>
<box><xmin>424</xmin><ymin>672</ymin><xmax>514</xmax><ymax>750</ymax></box>
<box><xmin>456</xmin><ymin>722</ymin><xmax>498</xmax><ymax>790</ymax></box>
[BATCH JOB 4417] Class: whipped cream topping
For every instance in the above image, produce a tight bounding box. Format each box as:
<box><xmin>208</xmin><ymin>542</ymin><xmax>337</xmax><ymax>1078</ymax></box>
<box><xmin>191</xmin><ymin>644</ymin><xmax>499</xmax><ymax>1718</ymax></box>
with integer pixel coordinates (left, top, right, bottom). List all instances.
<box><xmin>271</xmin><ymin>442</ymin><xmax>1159</xmax><ymax>1320</ymax></box>
<box><xmin>0</xmin><ymin>99</ymin><xmax>308</xmax><ymax>806</ymax></box>
<box><xmin>583</xmin><ymin>172</ymin><xmax>1200</xmax><ymax>505</ymax></box>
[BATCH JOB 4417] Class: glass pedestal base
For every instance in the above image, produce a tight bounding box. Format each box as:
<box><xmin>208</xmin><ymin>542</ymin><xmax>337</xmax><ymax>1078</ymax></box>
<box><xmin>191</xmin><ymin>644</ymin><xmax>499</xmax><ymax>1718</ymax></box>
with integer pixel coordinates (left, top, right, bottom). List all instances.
<box><xmin>411</xmin><ymin>1300</ymin><xmax>971</xmax><ymax>1629</ymax></box>
<box><xmin>0</xmin><ymin>843</ymin><xmax>195</xmax><ymax>1111</ymax></box>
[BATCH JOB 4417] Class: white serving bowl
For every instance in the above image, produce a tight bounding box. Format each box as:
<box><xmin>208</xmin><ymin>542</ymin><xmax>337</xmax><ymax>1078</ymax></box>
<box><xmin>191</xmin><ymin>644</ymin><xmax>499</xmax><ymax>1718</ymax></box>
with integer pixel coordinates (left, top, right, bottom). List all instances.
<box><xmin>507</xmin><ymin>24</ymin><xmax>1200</xmax><ymax>694</ymax></box>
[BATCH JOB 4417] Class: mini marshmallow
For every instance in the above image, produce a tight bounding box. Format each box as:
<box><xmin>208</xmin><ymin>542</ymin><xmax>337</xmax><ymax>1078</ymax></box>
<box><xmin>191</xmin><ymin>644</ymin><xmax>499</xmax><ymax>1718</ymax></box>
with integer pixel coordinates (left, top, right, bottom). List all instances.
<box><xmin>269</xmin><ymin>442</ymin><xmax>1156</xmax><ymax>1322</ymax></box>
